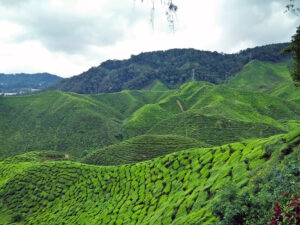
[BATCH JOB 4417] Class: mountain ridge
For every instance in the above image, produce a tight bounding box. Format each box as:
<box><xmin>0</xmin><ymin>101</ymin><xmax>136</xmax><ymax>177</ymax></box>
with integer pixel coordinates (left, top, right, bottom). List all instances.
<box><xmin>46</xmin><ymin>43</ymin><xmax>291</xmax><ymax>94</ymax></box>
<box><xmin>0</xmin><ymin>73</ymin><xmax>63</xmax><ymax>94</ymax></box>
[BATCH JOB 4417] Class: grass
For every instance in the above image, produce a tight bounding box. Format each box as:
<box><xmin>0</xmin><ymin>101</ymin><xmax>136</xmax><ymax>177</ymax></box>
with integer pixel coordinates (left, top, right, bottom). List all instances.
<box><xmin>0</xmin><ymin>129</ymin><xmax>299</xmax><ymax>224</ymax></box>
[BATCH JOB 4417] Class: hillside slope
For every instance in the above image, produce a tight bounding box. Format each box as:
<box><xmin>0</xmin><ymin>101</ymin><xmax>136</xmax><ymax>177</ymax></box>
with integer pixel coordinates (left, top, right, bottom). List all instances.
<box><xmin>0</xmin><ymin>129</ymin><xmax>299</xmax><ymax>224</ymax></box>
<box><xmin>0</xmin><ymin>73</ymin><xmax>62</xmax><ymax>94</ymax></box>
<box><xmin>1</xmin><ymin>79</ymin><xmax>299</xmax><ymax>160</ymax></box>
<box><xmin>82</xmin><ymin>134</ymin><xmax>209</xmax><ymax>166</ymax></box>
<box><xmin>226</xmin><ymin>60</ymin><xmax>292</xmax><ymax>92</ymax></box>
<box><xmin>47</xmin><ymin>43</ymin><xmax>290</xmax><ymax>94</ymax></box>
<box><xmin>122</xmin><ymin>81</ymin><xmax>300</xmax><ymax>139</ymax></box>
<box><xmin>0</xmin><ymin>90</ymin><xmax>170</xmax><ymax>159</ymax></box>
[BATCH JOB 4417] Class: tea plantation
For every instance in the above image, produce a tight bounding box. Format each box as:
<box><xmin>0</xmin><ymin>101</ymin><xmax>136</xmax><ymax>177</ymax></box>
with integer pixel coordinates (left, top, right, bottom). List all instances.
<box><xmin>82</xmin><ymin>134</ymin><xmax>209</xmax><ymax>166</ymax></box>
<box><xmin>0</xmin><ymin>57</ymin><xmax>300</xmax><ymax>224</ymax></box>
<box><xmin>0</xmin><ymin>129</ymin><xmax>299</xmax><ymax>224</ymax></box>
<box><xmin>1</xmin><ymin>60</ymin><xmax>300</xmax><ymax>160</ymax></box>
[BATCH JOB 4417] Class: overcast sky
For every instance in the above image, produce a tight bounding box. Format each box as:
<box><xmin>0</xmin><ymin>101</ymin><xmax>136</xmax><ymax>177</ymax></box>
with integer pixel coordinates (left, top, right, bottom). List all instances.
<box><xmin>0</xmin><ymin>0</ymin><xmax>299</xmax><ymax>77</ymax></box>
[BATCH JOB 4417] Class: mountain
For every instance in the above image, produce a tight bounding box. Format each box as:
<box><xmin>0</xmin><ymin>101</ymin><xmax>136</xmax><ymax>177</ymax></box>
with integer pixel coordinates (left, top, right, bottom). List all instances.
<box><xmin>0</xmin><ymin>73</ymin><xmax>63</xmax><ymax>94</ymax></box>
<box><xmin>0</xmin><ymin>129</ymin><xmax>299</xmax><ymax>224</ymax></box>
<box><xmin>47</xmin><ymin>43</ymin><xmax>291</xmax><ymax>94</ymax></box>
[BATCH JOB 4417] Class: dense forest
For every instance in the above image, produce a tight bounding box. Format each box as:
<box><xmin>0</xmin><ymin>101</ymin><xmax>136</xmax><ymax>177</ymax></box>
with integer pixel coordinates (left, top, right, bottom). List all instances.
<box><xmin>47</xmin><ymin>43</ymin><xmax>291</xmax><ymax>94</ymax></box>
<box><xmin>0</xmin><ymin>73</ymin><xmax>62</xmax><ymax>93</ymax></box>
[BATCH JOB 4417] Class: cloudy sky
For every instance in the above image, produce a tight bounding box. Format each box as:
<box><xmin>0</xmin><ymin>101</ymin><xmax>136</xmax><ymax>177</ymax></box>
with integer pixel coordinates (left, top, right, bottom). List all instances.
<box><xmin>0</xmin><ymin>0</ymin><xmax>299</xmax><ymax>77</ymax></box>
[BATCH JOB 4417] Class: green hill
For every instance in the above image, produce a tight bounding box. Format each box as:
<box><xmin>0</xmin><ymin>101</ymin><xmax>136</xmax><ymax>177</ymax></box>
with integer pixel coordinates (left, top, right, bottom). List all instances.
<box><xmin>122</xmin><ymin>82</ymin><xmax>300</xmax><ymax>138</ymax></box>
<box><xmin>1</xmin><ymin>79</ymin><xmax>299</xmax><ymax>160</ymax></box>
<box><xmin>226</xmin><ymin>60</ymin><xmax>292</xmax><ymax>93</ymax></box>
<box><xmin>0</xmin><ymin>90</ymin><xmax>171</xmax><ymax>159</ymax></box>
<box><xmin>82</xmin><ymin>134</ymin><xmax>209</xmax><ymax>166</ymax></box>
<box><xmin>0</xmin><ymin>129</ymin><xmax>299</xmax><ymax>224</ymax></box>
<box><xmin>226</xmin><ymin>59</ymin><xmax>300</xmax><ymax>103</ymax></box>
<box><xmin>46</xmin><ymin>43</ymin><xmax>291</xmax><ymax>94</ymax></box>
<box><xmin>147</xmin><ymin>111</ymin><xmax>284</xmax><ymax>146</ymax></box>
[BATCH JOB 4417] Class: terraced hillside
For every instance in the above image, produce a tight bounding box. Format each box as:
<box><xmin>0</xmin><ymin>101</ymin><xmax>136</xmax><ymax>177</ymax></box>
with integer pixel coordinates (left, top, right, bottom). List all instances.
<box><xmin>122</xmin><ymin>81</ymin><xmax>300</xmax><ymax>139</ymax></box>
<box><xmin>146</xmin><ymin>111</ymin><xmax>284</xmax><ymax>146</ymax></box>
<box><xmin>1</xmin><ymin>75</ymin><xmax>300</xmax><ymax>160</ymax></box>
<box><xmin>0</xmin><ymin>129</ymin><xmax>299</xmax><ymax>224</ymax></box>
<box><xmin>226</xmin><ymin>59</ymin><xmax>300</xmax><ymax>102</ymax></box>
<box><xmin>0</xmin><ymin>90</ymin><xmax>171</xmax><ymax>159</ymax></box>
<box><xmin>226</xmin><ymin>60</ymin><xmax>292</xmax><ymax>93</ymax></box>
<box><xmin>82</xmin><ymin>135</ymin><xmax>209</xmax><ymax>166</ymax></box>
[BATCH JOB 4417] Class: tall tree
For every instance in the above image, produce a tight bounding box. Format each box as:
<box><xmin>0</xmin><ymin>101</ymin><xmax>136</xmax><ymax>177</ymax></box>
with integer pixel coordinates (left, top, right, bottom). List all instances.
<box><xmin>283</xmin><ymin>26</ymin><xmax>300</xmax><ymax>86</ymax></box>
<box><xmin>284</xmin><ymin>0</ymin><xmax>300</xmax><ymax>86</ymax></box>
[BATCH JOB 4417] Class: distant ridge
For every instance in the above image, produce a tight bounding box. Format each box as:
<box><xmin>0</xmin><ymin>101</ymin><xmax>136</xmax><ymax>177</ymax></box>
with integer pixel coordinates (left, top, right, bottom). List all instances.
<box><xmin>0</xmin><ymin>73</ymin><xmax>63</xmax><ymax>94</ymax></box>
<box><xmin>46</xmin><ymin>43</ymin><xmax>291</xmax><ymax>94</ymax></box>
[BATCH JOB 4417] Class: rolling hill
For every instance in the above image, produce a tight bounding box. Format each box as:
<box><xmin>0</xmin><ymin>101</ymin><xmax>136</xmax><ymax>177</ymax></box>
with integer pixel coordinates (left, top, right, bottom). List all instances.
<box><xmin>82</xmin><ymin>134</ymin><xmax>209</xmax><ymax>166</ymax></box>
<box><xmin>1</xmin><ymin>77</ymin><xmax>299</xmax><ymax>160</ymax></box>
<box><xmin>0</xmin><ymin>129</ymin><xmax>299</xmax><ymax>224</ymax></box>
<box><xmin>0</xmin><ymin>90</ymin><xmax>172</xmax><ymax>159</ymax></box>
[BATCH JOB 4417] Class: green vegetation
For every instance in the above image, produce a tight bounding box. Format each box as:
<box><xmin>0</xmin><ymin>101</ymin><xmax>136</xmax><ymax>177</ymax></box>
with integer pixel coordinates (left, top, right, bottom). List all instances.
<box><xmin>0</xmin><ymin>45</ymin><xmax>299</xmax><ymax>224</ymax></box>
<box><xmin>1</xmin><ymin>71</ymin><xmax>299</xmax><ymax>160</ymax></box>
<box><xmin>82</xmin><ymin>134</ymin><xmax>208</xmax><ymax>166</ymax></box>
<box><xmin>47</xmin><ymin>43</ymin><xmax>291</xmax><ymax>94</ymax></box>
<box><xmin>147</xmin><ymin>111</ymin><xmax>284</xmax><ymax>146</ymax></box>
<box><xmin>0</xmin><ymin>129</ymin><xmax>299</xmax><ymax>224</ymax></box>
<box><xmin>226</xmin><ymin>60</ymin><xmax>293</xmax><ymax>93</ymax></box>
<box><xmin>283</xmin><ymin>25</ymin><xmax>300</xmax><ymax>86</ymax></box>
<box><xmin>148</xmin><ymin>80</ymin><xmax>169</xmax><ymax>91</ymax></box>
<box><xmin>0</xmin><ymin>90</ymin><xmax>171</xmax><ymax>159</ymax></box>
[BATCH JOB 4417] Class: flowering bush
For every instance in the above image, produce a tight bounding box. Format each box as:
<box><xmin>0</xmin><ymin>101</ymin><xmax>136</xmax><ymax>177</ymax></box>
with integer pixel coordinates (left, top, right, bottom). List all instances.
<box><xmin>267</xmin><ymin>190</ymin><xmax>300</xmax><ymax>225</ymax></box>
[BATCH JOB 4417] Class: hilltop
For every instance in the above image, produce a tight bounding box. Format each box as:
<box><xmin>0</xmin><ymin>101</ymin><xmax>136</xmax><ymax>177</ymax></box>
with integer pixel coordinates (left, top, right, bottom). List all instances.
<box><xmin>82</xmin><ymin>134</ymin><xmax>209</xmax><ymax>166</ymax></box>
<box><xmin>46</xmin><ymin>43</ymin><xmax>291</xmax><ymax>94</ymax></box>
<box><xmin>0</xmin><ymin>73</ymin><xmax>62</xmax><ymax>94</ymax></box>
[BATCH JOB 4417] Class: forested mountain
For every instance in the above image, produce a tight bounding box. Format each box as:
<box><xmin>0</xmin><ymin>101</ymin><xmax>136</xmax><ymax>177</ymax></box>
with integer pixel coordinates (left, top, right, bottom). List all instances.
<box><xmin>47</xmin><ymin>43</ymin><xmax>291</xmax><ymax>94</ymax></box>
<box><xmin>0</xmin><ymin>73</ymin><xmax>62</xmax><ymax>94</ymax></box>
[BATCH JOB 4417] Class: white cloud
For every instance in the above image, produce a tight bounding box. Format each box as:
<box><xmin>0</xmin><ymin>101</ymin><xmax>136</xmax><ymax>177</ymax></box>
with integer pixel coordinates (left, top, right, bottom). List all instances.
<box><xmin>0</xmin><ymin>0</ymin><xmax>299</xmax><ymax>77</ymax></box>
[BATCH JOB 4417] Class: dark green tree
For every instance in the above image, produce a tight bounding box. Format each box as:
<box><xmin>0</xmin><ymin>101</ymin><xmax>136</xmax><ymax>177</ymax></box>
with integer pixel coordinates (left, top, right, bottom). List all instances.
<box><xmin>283</xmin><ymin>26</ymin><xmax>300</xmax><ymax>86</ymax></box>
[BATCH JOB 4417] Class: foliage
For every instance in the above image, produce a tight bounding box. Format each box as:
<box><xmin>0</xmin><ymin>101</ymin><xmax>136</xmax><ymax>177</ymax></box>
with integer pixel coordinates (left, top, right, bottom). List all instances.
<box><xmin>212</xmin><ymin>141</ymin><xmax>300</xmax><ymax>225</ymax></box>
<box><xmin>1</xmin><ymin>68</ymin><xmax>299</xmax><ymax>160</ymax></box>
<box><xmin>283</xmin><ymin>26</ymin><xmax>300</xmax><ymax>86</ymax></box>
<box><xmin>46</xmin><ymin>43</ymin><xmax>291</xmax><ymax>94</ymax></box>
<box><xmin>82</xmin><ymin>134</ymin><xmax>208</xmax><ymax>166</ymax></box>
<box><xmin>267</xmin><ymin>191</ymin><xmax>300</xmax><ymax>225</ymax></box>
<box><xmin>0</xmin><ymin>129</ymin><xmax>299</xmax><ymax>224</ymax></box>
<box><xmin>226</xmin><ymin>60</ymin><xmax>293</xmax><ymax>93</ymax></box>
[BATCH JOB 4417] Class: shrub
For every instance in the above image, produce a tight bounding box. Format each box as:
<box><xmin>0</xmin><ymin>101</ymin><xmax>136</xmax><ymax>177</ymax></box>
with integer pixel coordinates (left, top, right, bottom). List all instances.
<box><xmin>11</xmin><ymin>213</ymin><xmax>23</xmax><ymax>222</ymax></box>
<box><xmin>266</xmin><ymin>190</ymin><xmax>300</xmax><ymax>225</ymax></box>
